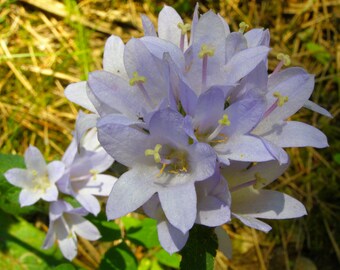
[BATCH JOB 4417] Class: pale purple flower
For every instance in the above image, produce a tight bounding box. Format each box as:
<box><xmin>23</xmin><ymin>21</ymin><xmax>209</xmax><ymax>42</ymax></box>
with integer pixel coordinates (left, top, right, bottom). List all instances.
<box><xmin>58</xmin><ymin>121</ymin><xmax>116</xmax><ymax>216</ymax></box>
<box><xmin>99</xmin><ymin>108</ymin><xmax>216</xmax><ymax>234</ymax></box>
<box><xmin>43</xmin><ymin>200</ymin><xmax>101</xmax><ymax>261</ymax></box>
<box><xmin>4</xmin><ymin>145</ymin><xmax>64</xmax><ymax>206</ymax></box>
<box><xmin>222</xmin><ymin>160</ymin><xmax>307</xmax><ymax>232</ymax></box>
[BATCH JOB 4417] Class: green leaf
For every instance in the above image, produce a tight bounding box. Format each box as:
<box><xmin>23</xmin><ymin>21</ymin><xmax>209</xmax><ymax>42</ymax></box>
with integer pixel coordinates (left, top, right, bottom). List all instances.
<box><xmin>333</xmin><ymin>153</ymin><xmax>340</xmax><ymax>165</ymax></box>
<box><xmin>100</xmin><ymin>242</ymin><xmax>138</xmax><ymax>270</ymax></box>
<box><xmin>0</xmin><ymin>209</ymin><xmax>66</xmax><ymax>269</ymax></box>
<box><xmin>305</xmin><ymin>42</ymin><xmax>331</xmax><ymax>65</ymax></box>
<box><xmin>179</xmin><ymin>224</ymin><xmax>218</xmax><ymax>270</ymax></box>
<box><xmin>55</xmin><ymin>263</ymin><xmax>76</xmax><ymax>270</ymax></box>
<box><xmin>88</xmin><ymin>212</ymin><xmax>121</xmax><ymax>242</ymax></box>
<box><xmin>125</xmin><ymin>218</ymin><xmax>160</xmax><ymax>248</ymax></box>
<box><xmin>155</xmin><ymin>249</ymin><xmax>180</xmax><ymax>269</ymax></box>
<box><xmin>0</xmin><ymin>153</ymin><xmax>39</xmax><ymax>215</ymax></box>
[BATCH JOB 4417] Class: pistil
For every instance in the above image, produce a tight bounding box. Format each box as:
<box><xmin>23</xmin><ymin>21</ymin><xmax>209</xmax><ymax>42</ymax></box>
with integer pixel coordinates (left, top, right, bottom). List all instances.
<box><xmin>198</xmin><ymin>44</ymin><xmax>215</xmax><ymax>92</ymax></box>
<box><xmin>272</xmin><ymin>53</ymin><xmax>291</xmax><ymax>75</ymax></box>
<box><xmin>129</xmin><ymin>71</ymin><xmax>154</xmax><ymax>108</ymax></box>
<box><xmin>206</xmin><ymin>114</ymin><xmax>230</xmax><ymax>142</ymax></box>
<box><xmin>177</xmin><ymin>22</ymin><xmax>191</xmax><ymax>52</ymax></box>
<box><xmin>262</xmin><ymin>91</ymin><xmax>288</xmax><ymax>119</ymax></box>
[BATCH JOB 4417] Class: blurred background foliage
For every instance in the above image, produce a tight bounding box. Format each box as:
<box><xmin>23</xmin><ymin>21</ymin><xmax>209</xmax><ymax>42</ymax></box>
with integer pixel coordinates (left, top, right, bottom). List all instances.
<box><xmin>0</xmin><ymin>0</ymin><xmax>339</xmax><ymax>269</ymax></box>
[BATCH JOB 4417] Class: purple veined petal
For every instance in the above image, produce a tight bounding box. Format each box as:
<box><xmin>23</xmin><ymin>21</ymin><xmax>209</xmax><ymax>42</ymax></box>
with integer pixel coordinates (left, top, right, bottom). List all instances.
<box><xmin>68</xmin><ymin>207</ymin><xmax>89</xmax><ymax>217</ymax></box>
<box><xmin>143</xmin><ymin>194</ymin><xmax>162</xmax><ymax>220</ymax></box>
<box><xmin>223</xmin><ymin>91</ymin><xmax>266</xmax><ymax>137</ymax></box>
<box><xmin>232</xmin><ymin>213</ymin><xmax>272</xmax><ymax>233</ymax></box>
<box><xmin>124</xmin><ymin>38</ymin><xmax>168</xmax><ymax>104</ymax></box>
<box><xmin>258</xmin><ymin>137</ymin><xmax>289</xmax><ymax>165</ymax></box>
<box><xmin>140</xmin><ymin>36</ymin><xmax>185</xmax><ymax>71</ymax></box>
<box><xmin>81</xmin><ymin>128</ymin><xmax>99</xmax><ymax>151</ymax></box>
<box><xmin>62</xmin><ymin>139</ymin><xmax>77</xmax><ymax>167</ymax></box>
<box><xmin>58</xmin><ymin>234</ymin><xmax>78</xmax><ymax>261</ymax></box>
<box><xmin>41</xmin><ymin>184</ymin><xmax>58</xmax><ymax>202</ymax></box>
<box><xmin>189</xmin><ymin>2</ymin><xmax>199</xmax><ymax>46</ymax></box>
<box><xmin>86</xmin><ymin>82</ymin><xmax>118</xmax><ymax>117</ymax></box>
<box><xmin>215</xmin><ymin>226</ymin><xmax>232</xmax><ymax>259</ymax></box>
<box><xmin>64</xmin><ymin>81</ymin><xmax>97</xmax><ymax>113</ymax></box>
<box><xmin>196</xmin><ymin>196</ymin><xmax>230</xmax><ymax>227</ymax></box>
<box><xmin>4</xmin><ymin>168</ymin><xmax>31</xmax><ymax>188</ymax></box>
<box><xmin>217</xmin><ymin>13</ymin><xmax>230</xmax><ymax>36</ymax></box>
<box><xmin>149</xmin><ymin>108</ymin><xmax>188</xmax><ymax>146</ymax></box>
<box><xmin>226</xmin><ymin>159</ymin><xmax>290</xmax><ymax>189</ymax></box>
<box><xmin>42</xmin><ymin>222</ymin><xmax>55</xmax><ymax>249</ymax></box>
<box><xmin>187</xmin><ymin>11</ymin><xmax>226</xmax><ymax>91</ymax></box>
<box><xmin>304</xmin><ymin>100</ymin><xmax>333</xmax><ymax>118</ymax></box>
<box><xmin>67</xmin><ymin>213</ymin><xmax>101</xmax><ymax>240</ymax></box>
<box><xmin>216</xmin><ymin>135</ymin><xmax>274</xmax><ymax>163</ymax></box>
<box><xmin>88</xmin><ymin>70</ymin><xmax>144</xmax><ymax>119</ymax></box>
<box><xmin>158</xmin><ymin>5</ymin><xmax>187</xmax><ymax>49</ymax></box>
<box><xmin>97</xmin><ymin>115</ymin><xmax>153</xmax><ymax>167</ymax></box>
<box><xmin>84</xmin><ymin>174</ymin><xmax>117</xmax><ymax>196</ymax></box>
<box><xmin>74</xmin><ymin>112</ymin><xmax>98</xmax><ymax>147</ymax></box>
<box><xmin>225</xmin><ymin>32</ymin><xmax>247</xmax><ymax>63</ymax></box>
<box><xmin>158</xmin><ymin>183</ymin><xmax>196</xmax><ymax>233</ymax></box>
<box><xmin>232</xmin><ymin>188</ymin><xmax>307</xmax><ymax>219</ymax></box>
<box><xmin>157</xmin><ymin>220</ymin><xmax>189</xmax><ymax>254</ymax></box>
<box><xmin>19</xmin><ymin>189</ymin><xmax>41</xmax><ymax>206</ymax></box>
<box><xmin>193</xmin><ymin>87</ymin><xmax>225</xmax><ymax>133</ymax></box>
<box><xmin>178</xmin><ymin>77</ymin><xmax>198</xmax><ymax>116</ymax></box>
<box><xmin>141</xmin><ymin>14</ymin><xmax>157</xmax><ymax>36</ymax></box>
<box><xmin>103</xmin><ymin>35</ymin><xmax>127</xmax><ymax>79</ymax></box>
<box><xmin>106</xmin><ymin>167</ymin><xmax>157</xmax><ymax>220</ymax></box>
<box><xmin>258</xmin><ymin>120</ymin><xmax>328</xmax><ymax>148</ymax></box>
<box><xmin>47</xmin><ymin>161</ymin><xmax>65</xmax><ymax>183</ymax></box>
<box><xmin>85</xmin><ymin>148</ymin><xmax>114</xmax><ymax>174</ymax></box>
<box><xmin>49</xmin><ymin>200</ymin><xmax>73</xmax><ymax>221</ymax></box>
<box><xmin>261</xmin><ymin>67</ymin><xmax>314</xmax><ymax>124</ymax></box>
<box><xmin>74</xmin><ymin>192</ymin><xmax>101</xmax><ymax>216</ymax></box>
<box><xmin>223</xmin><ymin>46</ymin><xmax>270</xmax><ymax>84</ymax></box>
<box><xmin>230</xmin><ymin>61</ymin><xmax>268</xmax><ymax>103</ymax></box>
<box><xmin>244</xmin><ymin>28</ymin><xmax>266</xmax><ymax>48</ymax></box>
<box><xmin>188</xmin><ymin>142</ymin><xmax>217</xmax><ymax>181</ymax></box>
<box><xmin>183</xmin><ymin>115</ymin><xmax>197</xmax><ymax>142</ymax></box>
<box><xmin>25</xmin><ymin>145</ymin><xmax>47</xmax><ymax>175</ymax></box>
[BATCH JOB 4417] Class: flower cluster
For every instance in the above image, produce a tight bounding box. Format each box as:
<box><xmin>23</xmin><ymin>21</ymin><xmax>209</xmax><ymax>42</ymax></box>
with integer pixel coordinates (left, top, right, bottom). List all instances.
<box><xmin>4</xmin><ymin>116</ymin><xmax>117</xmax><ymax>260</ymax></box>
<box><xmin>5</xmin><ymin>3</ymin><xmax>330</xmax><ymax>260</ymax></box>
<box><xmin>64</xmin><ymin>4</ymin><xmax>329</xmax><ymax>256</ymax></box>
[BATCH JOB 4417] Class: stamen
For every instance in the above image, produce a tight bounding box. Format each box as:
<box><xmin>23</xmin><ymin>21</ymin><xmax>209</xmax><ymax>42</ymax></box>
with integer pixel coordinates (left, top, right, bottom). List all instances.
<box><xmin>253</xmin><ymin>173</ymin><xmax>268</xmax><ymax>189</ymax></box>
<box><xmin>145</xmin><ymin>144</ymin><xmax>162</xmax><ymax>163</ymax></box>
<box><xmin>199</xmin><ymin>44</ymin><xmax>215</xmax><ymax>92</ymax></box>
<box><xmin>272</xmin><ymin>53</ymin><xmax>291</xmax><ymax>74</ymax></box>
<box><xmin>207</xmin><ymin>114</ymin><xmax>230</xmax><ymax>142</ymax></box>
<box><xmin>239</xmin><ymin>22</ymin><xmax>249</xmax><ymax>34</ymax></box>
<box><xmin>129</xmin><ymin>71</ymin><xmax>147</xmax><ymax>86</ymax></box>
<box><xmin>177</xmin><ymin>23</ymin><xmax>191</xmax><ymax>52</ymax></box>
<box><xmin>273</xmin><ymin>92</ymin><xmax>288</xmax><ymax>107</ymax></box>
<box><xmin>31</xmin><ymin>169</ymin><xmax>38</xmax><ymax>176</ymax></box>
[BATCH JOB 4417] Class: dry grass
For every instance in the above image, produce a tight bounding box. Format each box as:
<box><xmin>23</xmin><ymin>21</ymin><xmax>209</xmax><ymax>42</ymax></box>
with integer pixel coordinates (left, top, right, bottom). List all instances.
<box><xmin>0</xmin><ymin>0</ymin><xmax>339</xmax><ymax>269</ymax></box>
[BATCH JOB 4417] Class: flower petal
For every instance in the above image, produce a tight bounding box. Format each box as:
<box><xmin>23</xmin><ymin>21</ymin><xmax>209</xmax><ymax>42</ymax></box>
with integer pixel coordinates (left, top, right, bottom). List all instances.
<box><xmin>259</xmin><ymin>121</ymin><xmax>328</xmax><ymax>148</ymax></box>
<box><xmin>106</xmin><ymin>167</ymin><xmax>157</xmax><ymax>220</ymax></box>
<box><xmin>157</xmin><ymin>220</ymin><xmax>189</xmax><ymax>254</ymax></box>
<box><xmin>64</xmin><ymin>81</ymin><xmax>97</xmax><ymax>113</ymax></box>
<box><xmin>4</xmin><ymin>168</ymin><xmax>31</xmax><ymax>188</ymax></box>
<box><xmin>158</xmin><ymin>5</ymin><xmax>186</xmax><ymax>48</ymax></box>
<box><xmin>232</xmin><ymin>213</ymin><xmax>272</xmax><ymax>232</ymax></box>
<box><xmin>196</xmin><ymin>196</ymin><xmax>230</xmax><ymax>227</ymax></box>
<box><xmin>47</xmin><ymin>161</ymin><xmax>65</xmax><ymax>183</ymax></box>
<box><xmin>304</xmin><ymin>100</ymin><xmax>333</xmax><ymax>118</ymax></box>
<box><xmin>19</xmin><ymin>189</ymin><xmax>41</xmax><ymax>206</ymax></box>
<box><xmin>103</xmin><ymin>35</ymin><xmax>127</xmax><ymax>79</ymax></box>
<box><xmin>215</xmin><ymin>226</ymin><xmax>232</xmax><ymax>259</ymax></box>
<box><xmin>141</xmin><ymin>14</ymin><xmax>157</xmax><ymax>36</ymax></box>
<box><xmin>42</xmin><ymin>184</ymin><xmax>58</xmax><ymax>202</ymax></box>
<box><xmin>232</xmin><ymin>188</ymin><xmax>307</xmax><ymax>219</ymax></box>
<box><xmin>74</xmin><ymin>192</ymin><xmax>101</xmax><ymax>216</ymax></box>
<box><xmin>69</xmin><ymin>214</ymin><xmax>101</xmax><ymax>240</ymax></box>
<box><xmin>158</xmin><ymin>183</ymin><xmax>196</xmax><ymax>233</ymax></box>
<box><xmin>25</xmin><ymin>145</ymin><xmax>47</xmax><ymax>175</ymax></box>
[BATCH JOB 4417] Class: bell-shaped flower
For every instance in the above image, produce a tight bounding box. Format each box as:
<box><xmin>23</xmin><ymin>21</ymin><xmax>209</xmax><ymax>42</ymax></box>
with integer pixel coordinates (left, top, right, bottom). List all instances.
<box><xmin>4</xmin><ymin>145</ymin><xmax>65</xmax><ymax>207</ymax></box>
<box><xmin>99</xmin><ymin>108</ymin><xmax>217</xmax><ymax>234</ymax></box>
<box><xmin>58</xmin><ymin>122</ymin><xmax>116</xmax><ymax>216</ymax></box>
<box><xmin>222</xmin><ymin>160</ymin><xmax>307</xmax><ymax>232</ymax></box>
<box><xmin>42</xmin><ymin>200</ymin><xmax>101</xmax><ymax>261</ymax></box>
